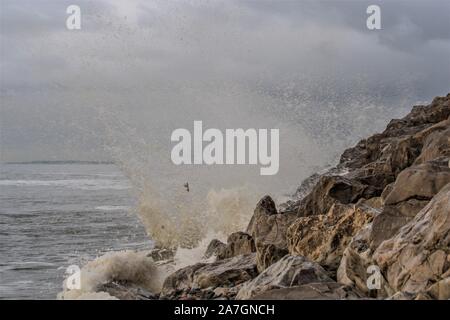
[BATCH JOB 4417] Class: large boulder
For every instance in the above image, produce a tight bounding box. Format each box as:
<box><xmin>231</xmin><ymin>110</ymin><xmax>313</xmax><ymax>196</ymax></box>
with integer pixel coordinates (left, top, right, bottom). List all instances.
<box><xmin>413</xmin><ymin>119</ymin><xmax>450</xmax><ymax>164</ymax></box>
<box><xmin>160</xmin><ymin>254</ymin><xmax>258</xmax><ymax>299</ymax></box>
<box><xmin>246</xmin><ymin>196</ymin><xmax>296</xmax><ymax>272</ymax></box>
<box><xmin>383</xmin><ymin>160</ymin><xmax>450</xmax><ymax>205</ymax></box>
<box><xmin>337</xmin><ymin>223</ymin><xmax>394</xmax><ymax>298</ymax></box>
<box><xmin>193</xmin><ymin>254</ymin><xmax>258</xmax><ymax>289</ymax></box>
<box><xmin>236</xmin><ymin>255</ymin><xmax>332</xmax><ymax>299</ymax></box>
<box><xmin>250</xmin><ymin>282</ymin><xmax>363</xmax><ymax>300</ymax></box>
<box><xmin>217</xmin><ymin>232</ymin><xmax>256</xmax><ymax>260</ymax></box>
<box><xmin>287</xmin><ymin>203</ymin><xmax>375</xmax><ymax>270</ymax></box>
<box><xmin>370</xmin><ymin>199</ymin><xmax>429</xmax><ymax>249</ymax></box>
<box><xmin>296</xmin><ymin>175</ymin><xmax>378</xmax><ymax>217</ymax></box>
<box><xmin>160</xmin><ymin>262</ymin><xmax>207</xmax><ymax>298</ymax></box>
<box><xmin>255</xmin><ymin>242</ymin><xmax>289</xmax><ymax>273</ymax></box>
<box><xmin>203</xmin><ymin>239</ymin><xmax>226</xmax><ymax>259</ymax></box>
<box><xmin>373</xmin><ymin>183</ymin><xmax>450</xmax><ymax>298</ymax></box>
<box><xmin>370</xmin><ymin>159</ymin><xmax>450</xmax><ymax>248</ymax></box>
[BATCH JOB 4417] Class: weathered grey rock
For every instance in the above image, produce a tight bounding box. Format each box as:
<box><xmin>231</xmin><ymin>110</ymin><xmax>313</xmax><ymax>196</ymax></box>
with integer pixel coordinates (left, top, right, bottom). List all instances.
<box><xmin>250</xmin><ymin>282</ymin><xmax>363</xmax><ymax>300</ymax></box>
<box><xmin>255</xmin><ymin>242</ymin><xmax>289</xmax><ymax>273</ymax></box>
<box><xmin>337</xmin><ymin>223</ymin><xmax>393</xmax><ymax>298</ymax></box>
<box><xmin>413</xmin><ymin>119</ymin><xmax>450</xmax><ymax>164</ymax></box>
<box><xmin>217</xmin><ymin>232</ymin><xmax>255</xmax><ymax>260</ymax></box>
<box><xmin>373</xmin><ymin>183</ymin><xmax>450</xmax><ymax>297</ymax></box>
<box><xmin>193</xmin><ymin>254</ymin><xmax>257</xmax><ymax>289</ymax></box>
<box><xmin>384</xmin><ymin>160</ymin><xmax>450</xmax><ymax>205</ymax></box>
<box><xmin>287</xmin><ymin>203</ymin><xmax>375</xmax><ymax>270</ymax></box>
<box><xmin>426</xmin><ymin>277</ymin><xmax>450</xmax><ymax>300</ymax></box>
<box><xmin>246</xmin><ymin>196</ymin><xmax>297</xmax><ymax>272</ymax></box>
<box><xmin>203</xmin><ymin>239</ymin><xmax>226</xmax><ymax>259</ymax></box>
<box><xmin>296</xmin><ymin>175</ymin><xmax>378</xmax><ymax>217</ymax></box>
<box><xmin>160</xmin><ymin>262</ymin><xmax>207</xmax><ymax>298</ymax></box>
<box><xmin>339</xmin><ymin>94</ymin><xmax>450</xmax><ymax>171</ymax></box>
<box><xmin>334</xmin><ymin>95</ymin><xmax>450</xmax><ymax>206</ymax></box>
<box><xmin>236</xmin><ymin>255</ymin><xmax>332</xmax><ymax>299</ymax></box>
<box><xmin>337</xmin><ymin>224</ymin><xmax>373</xmax><ymax>293</ymax></box>
<box><xmin>370</xmin><ymin>159</ymin><xmax>450</xmax><ymax>248</ymax></box>
<box><xmin>160</xmin><ymin>254</ymin><xmax>257</xmax><ymax>299</ymax></box>
<box><xmin>246</xmin><ymin>195</ymin><xmax>278</xmax><ymax>236</ymax></box>
<box><xmin>370</xmin><ymin>199</ymin><xmax>429</xmax><ymax>249</ymax></box>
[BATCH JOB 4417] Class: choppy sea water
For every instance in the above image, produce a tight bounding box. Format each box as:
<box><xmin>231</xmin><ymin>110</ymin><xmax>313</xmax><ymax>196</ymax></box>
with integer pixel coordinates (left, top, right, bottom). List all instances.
<box><xmin>0</xmin><ymin>163</ymin><xmax>151</xmax><ymax>299</ymax></box>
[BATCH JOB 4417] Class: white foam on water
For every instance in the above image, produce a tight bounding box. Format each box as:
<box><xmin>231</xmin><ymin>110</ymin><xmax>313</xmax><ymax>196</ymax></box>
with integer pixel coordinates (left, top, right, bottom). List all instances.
<box><xmin>58</xmin><ymin>250</ymin><xmax>166</xmax><ymax>300</ymax></box>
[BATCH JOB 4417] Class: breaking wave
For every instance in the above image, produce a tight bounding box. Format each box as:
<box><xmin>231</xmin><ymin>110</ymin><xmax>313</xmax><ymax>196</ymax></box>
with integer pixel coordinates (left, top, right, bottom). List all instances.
<box><xmin>58</xmin><ymin>250</ymin><xmax>166</xmax><ymax>300</ymax></box>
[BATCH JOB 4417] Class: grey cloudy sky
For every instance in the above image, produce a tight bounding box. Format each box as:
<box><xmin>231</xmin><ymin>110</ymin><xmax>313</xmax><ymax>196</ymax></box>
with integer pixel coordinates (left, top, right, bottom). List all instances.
<box><xmin>1</xmin><ymin>0</ymin><xmax>450</xmax><ymax>164</ymax></box>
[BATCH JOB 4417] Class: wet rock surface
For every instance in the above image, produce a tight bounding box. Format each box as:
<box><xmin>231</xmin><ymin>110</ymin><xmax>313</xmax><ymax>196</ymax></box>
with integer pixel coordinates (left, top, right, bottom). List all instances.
<box><xmin>160</xmin><ymin>254</ymin><xmax>258</xmax><ymax>300</ymax></box>
<box><xmin>236</xmin><ymin>255</ymin><xmax>332</xmax><ymax>299</ymax></box>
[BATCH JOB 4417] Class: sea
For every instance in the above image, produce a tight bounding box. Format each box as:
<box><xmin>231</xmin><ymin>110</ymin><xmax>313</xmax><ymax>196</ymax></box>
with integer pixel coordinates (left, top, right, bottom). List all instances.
<box><xmin>0</xmin><ymin>162</ymin><xmax>151</xmax><ymax>299</ymax></box>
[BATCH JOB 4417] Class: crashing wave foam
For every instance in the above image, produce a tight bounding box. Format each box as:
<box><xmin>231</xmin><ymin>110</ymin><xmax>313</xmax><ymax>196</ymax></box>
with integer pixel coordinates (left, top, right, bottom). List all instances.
<box><xmin>59</xmin><ymin>186</ymin><xmax>257</xmax><ymax>299</ymax></box>
<box><xmin>58</xmin><ymin>250</ymin><xmax>166</xmax><ymax>300</ymax></box>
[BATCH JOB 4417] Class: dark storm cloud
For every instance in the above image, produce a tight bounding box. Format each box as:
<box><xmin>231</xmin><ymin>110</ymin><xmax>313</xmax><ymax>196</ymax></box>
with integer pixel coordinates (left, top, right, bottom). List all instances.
<box><xmin>1</xmin><ymin>0</ymin><xmax>449</xmax><ymax>162</ymax></box>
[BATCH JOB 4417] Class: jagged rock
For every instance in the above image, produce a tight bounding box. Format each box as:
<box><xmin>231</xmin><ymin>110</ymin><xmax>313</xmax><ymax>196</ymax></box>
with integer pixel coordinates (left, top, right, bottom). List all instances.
<box><xmin>337</xmin><ymin>224</ymin><xmax>373</xmax><ymax>294</ymax></box>
<box><xmin>246</xmin><ymin>196</ymin><xmax>297</xmax><ymax>271</ymax></box>
<box><xmin>370</xmin><ymin>159</ymin><xmax>450</xmax><ymax>248</ymax></box>
<box><xmin>426</xmin><ymin>277</ymin><xmax>450</xmax><ymax>300</ymax></box>
<box><xmin>373</xmin><ymin>183</ymin><xmax>450</xmax><ymax>297</ymax></box>
<box><xmin>204</xmin><ymin>239</ymin><xmax>226</xmax><ymax>259</ymax></box>
<box><xmin>255</xmin><ymin>242</ymin><xmax>289</xmax><ymax>273</ymax></box>
<box><xmin>356</xmin><ymin>196</ymin><xmax>384</xmax><ymax>210</ymax></box>
<box><xmin>217</xmin><ymin>232</ymin><xmax>255</xmax><ymax>260</ymax></box>
<box><xmin>160</xmin><ymin>254</ymin><xmax>257</xmax><ymax>299</ymax></box>
<box><xmin>160</xmin><ymin>262</ymin><xmax>207</xmax><ymax>298</ymax></box>
<box><xmin>250</xmin><ymin>282</ymin><xmax>363</xmax><ymax>300</ymax></box>
<box><xmin>384</xmin><ymin>159</ymin><xmax>450</xmax><ymax>205</ymax></box>
<box><xmin>280</xmin><ymin>167</ymin><xmax>352</xmax><ymax>214</ymax></box>
<box><xmin>414</xmin><ymin>119</ymin><xmax>450</xmax><ymax>164</ymax></box>
<box><xmin>246</xmin><ymin>195</ymin><xmax>278</xmax><ymax>235</ymax></box>
<box><xmin>236</xmin><ymin>255</ymin><xmax>332</xmax><ymax>299</ymax></box>
<box><xmin>380</xmin><ymin>183</ymin><xmax>394</xmax><ymax>202</ymax></box>
<box><xmin>193</xmin><ymin>254</ymin><xmax>258</xmax><ymax>289</ymax></box>
<box><xmin>370</xmin><ymin>199</ymin><xmax>429</xmax><ymax>249</ymax></box>
<box><xmin>296</xmin><ymin>175</ymin><xmax>378</xmax><ymax>217</ymax></box>
<box><xmin>335</xmin><ymin>96</ymin><xmax>449</xmax><ymax>202</ymax></box>
<box><xmin>337</xmin><ymin>223</ymin><xmax>393</xmax><ymax>298</ymax></box>
<box><xmin>287</xmin><ymin>203</ymin><xmax>375</xmax><ymax>270</ymax></box>
<box><xmin>339</xmin><ymin>94</ymin><xmax>450</xmax><ymax>171</ymax></box>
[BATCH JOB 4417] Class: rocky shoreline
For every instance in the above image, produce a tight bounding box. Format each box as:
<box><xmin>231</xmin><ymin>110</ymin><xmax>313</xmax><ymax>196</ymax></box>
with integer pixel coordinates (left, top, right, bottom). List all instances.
<box><xmin>101</xmin><ymin>93</ymin><xmax>450</xmax><ymax>300</ymax></box>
